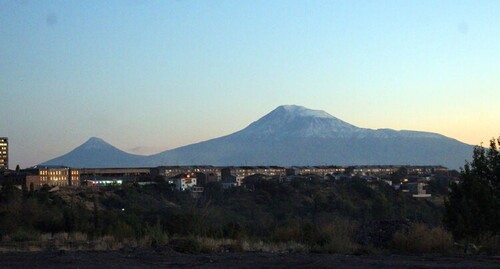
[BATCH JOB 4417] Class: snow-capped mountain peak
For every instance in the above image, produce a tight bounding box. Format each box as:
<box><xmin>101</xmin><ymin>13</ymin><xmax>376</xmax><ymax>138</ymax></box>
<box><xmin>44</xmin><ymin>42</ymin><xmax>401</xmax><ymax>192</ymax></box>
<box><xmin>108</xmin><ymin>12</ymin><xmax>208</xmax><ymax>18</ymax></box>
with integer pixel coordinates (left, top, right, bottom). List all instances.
<box><xmin>277</xmin><ymin>105</ymin><xmax>335</xmax><ymax>119</ymax></box>
<box><xmin>239</xmin><ymin>105</ymin><xmax>361</xmax><ymax>138</ymax></box>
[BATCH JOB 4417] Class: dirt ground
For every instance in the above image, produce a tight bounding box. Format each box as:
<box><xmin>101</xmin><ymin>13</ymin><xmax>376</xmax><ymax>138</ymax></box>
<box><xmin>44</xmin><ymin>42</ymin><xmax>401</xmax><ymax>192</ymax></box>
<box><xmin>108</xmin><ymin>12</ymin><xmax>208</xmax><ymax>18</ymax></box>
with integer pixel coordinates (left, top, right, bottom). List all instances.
<box><xmin>0</xmin><ymin>249</ymin><xmax>499</xmax><ymax>269</ymax></box>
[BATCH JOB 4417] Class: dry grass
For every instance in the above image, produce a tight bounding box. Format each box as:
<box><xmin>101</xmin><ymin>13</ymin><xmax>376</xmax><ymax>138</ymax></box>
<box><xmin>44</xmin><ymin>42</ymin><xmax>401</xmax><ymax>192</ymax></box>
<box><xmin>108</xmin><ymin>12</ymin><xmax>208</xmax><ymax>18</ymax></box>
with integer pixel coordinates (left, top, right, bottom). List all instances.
<box><xmin>271</xmin><ymin>219</ymin><xmax>360</xmax><ymax>254</ymax></box>
<box><xmin>243</xmin><ymin>240</ymin><xmax>309</xmax><ymax>253</ymax></box>
<box><xmin>391</xmin><ymin>223</ymin><xmax>453</xmax><ymax>253</ymax></box>
<box><xmin>0</xmin><ymin>223</ymin><xmax>456</xmax><ymax>255</ymax></box>
<box><xmin>311</xmin><ymin>221</ymin><xmax>360</xmax><ymax>254</ymax></box>
<box><xmin>185</xmin><ymin>237</ymin><xmax>309</xmax><ymax>254</ymax></box>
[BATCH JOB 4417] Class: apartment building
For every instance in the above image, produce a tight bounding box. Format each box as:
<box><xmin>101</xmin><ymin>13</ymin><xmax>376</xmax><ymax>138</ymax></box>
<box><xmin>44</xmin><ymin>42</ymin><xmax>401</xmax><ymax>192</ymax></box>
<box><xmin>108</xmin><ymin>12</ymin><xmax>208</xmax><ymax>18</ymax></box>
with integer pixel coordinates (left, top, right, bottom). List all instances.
<box><xmin>0</xmin><ymin>137</ymin><xmax>8</xmax><ymax>170</ymax></box>
<box><xmin>25</xmin><ymin>166</ymin><xmax>80</xmax><ymax>190</ymax></box>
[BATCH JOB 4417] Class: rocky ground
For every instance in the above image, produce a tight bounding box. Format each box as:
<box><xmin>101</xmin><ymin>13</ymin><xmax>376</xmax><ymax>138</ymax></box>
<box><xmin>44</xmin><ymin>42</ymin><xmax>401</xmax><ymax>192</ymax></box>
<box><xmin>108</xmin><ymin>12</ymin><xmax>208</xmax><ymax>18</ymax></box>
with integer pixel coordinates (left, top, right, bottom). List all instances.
<box><xmin>0</xmin><ymin>249</ymin><xmax>499</xmax><ymax>269</ymax></box>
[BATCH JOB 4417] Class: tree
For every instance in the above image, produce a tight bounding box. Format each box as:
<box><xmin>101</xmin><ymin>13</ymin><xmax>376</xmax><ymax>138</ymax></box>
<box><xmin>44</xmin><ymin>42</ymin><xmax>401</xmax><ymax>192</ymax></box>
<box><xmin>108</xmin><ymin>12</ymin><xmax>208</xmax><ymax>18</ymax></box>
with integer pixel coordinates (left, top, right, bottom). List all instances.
<box><xmin>444</xmin><ymin>137</ymin><xmax>500</xmax><ymax>239</ymax></box>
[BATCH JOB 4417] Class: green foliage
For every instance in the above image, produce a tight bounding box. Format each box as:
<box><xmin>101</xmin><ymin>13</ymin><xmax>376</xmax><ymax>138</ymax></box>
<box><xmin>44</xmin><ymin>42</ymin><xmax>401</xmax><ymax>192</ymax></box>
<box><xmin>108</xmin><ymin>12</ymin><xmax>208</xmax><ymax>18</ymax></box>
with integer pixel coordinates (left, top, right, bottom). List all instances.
<box><xmin>10</xmin><ymin>228</ymin><xmax>40</xmax><ymax>242</ymax></box>
<box><xmin>477</xmin><ymin>233</ymin><xmax>500</xmax><ymax>255</ymax></box>
<box><xmin>0</xmin><ymin>171</ymin><xmax>452</xmax><ymax>253</ymax></box>
<box><xmin>144</xmin><ymin>218</ymin><xmax>168</xmax><ymax>247</ymax></box>
<box><xmin>427</xmin><ymin>175</ymin><xmax>451</xmax><ymax>195</ymax></box>
<box><xmin>109</xmin><ymin>221</ymin><xmax>135</xmax><ymax>241</ymax></box>
<box><xmin>310</xmin><ymin>221</ymin><xmax>359</xmax><ymax>253</ymax></box>
<box><xmin>445</xmin><ymin>137</ymin><xmax>500</xmax><ymax>239</ymax></box>
<box><xmin>272</xmin><ymin>218</ymin><xmax>359</xmax><ymax>253</ymax></box>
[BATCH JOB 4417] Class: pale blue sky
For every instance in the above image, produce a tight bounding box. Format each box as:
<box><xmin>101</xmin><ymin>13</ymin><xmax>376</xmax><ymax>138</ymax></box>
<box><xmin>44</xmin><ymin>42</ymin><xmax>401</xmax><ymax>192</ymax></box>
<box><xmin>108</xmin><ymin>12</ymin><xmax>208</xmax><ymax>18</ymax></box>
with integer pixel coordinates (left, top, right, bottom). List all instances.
<box><xmin>1</xmin><ymin>0</ymin><xmax>499</xmax><ymax>168</ymax></box>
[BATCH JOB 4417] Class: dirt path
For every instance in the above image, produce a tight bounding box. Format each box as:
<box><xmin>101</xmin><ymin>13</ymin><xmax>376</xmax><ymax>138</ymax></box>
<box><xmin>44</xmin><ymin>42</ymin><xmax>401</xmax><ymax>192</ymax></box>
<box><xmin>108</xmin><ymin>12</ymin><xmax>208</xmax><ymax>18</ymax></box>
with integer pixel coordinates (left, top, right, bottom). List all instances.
<box><xmin>0</xmin><ymin>249</ymin><xmax>499</xmax><ymax>269</ymax></box>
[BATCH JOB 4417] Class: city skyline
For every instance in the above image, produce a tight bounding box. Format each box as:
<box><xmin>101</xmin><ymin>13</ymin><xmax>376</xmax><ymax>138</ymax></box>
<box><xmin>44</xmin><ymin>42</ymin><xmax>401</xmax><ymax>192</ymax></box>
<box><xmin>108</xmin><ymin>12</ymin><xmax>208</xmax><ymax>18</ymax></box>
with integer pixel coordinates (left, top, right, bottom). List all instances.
<box><xmin>1</xmin><ymin>1</ymin><xmax>499</xmax><ymax>168</ymax></box>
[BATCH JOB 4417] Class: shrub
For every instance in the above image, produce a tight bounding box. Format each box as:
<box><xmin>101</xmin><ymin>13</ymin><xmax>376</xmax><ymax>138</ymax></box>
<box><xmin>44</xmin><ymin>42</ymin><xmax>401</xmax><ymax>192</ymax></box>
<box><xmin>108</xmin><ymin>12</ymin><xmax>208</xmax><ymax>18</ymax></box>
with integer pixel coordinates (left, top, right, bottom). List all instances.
<box><xmin>10</xmin><ymin>229</ymin><xmax>40</xmax><ymax>242</ymax></box>
<box><xmin>110</xmin><ymin>221</ymin><xmax>135</xmax><ymax>241</ymax></box>
<box><xmin>225</xmin><ymin>240</ymin><xmax>244</xmax><ymax>252</ymax></box>
<box><xmin>144</xmin><ymin>221</ymin><xmax>168</xmax><ymax>247</ymax></box>
<box><xmin>478</xmin><ymin>233</ymin><xmax>500</xmax><ymax>255</ymax></box>
<box><xmin>310</xmin><ymin>221</ymin><xmax>359</xmax><ymax>254</ymax></box>
<box><xmin>391</xmin><ymin>223</ymin><xmax>452</xmax><ymax>253</ymax></box>
<box><xmin>272</xmin><ymin>223</ymin><xmax>302</xmax><ymax>243</ymax></box>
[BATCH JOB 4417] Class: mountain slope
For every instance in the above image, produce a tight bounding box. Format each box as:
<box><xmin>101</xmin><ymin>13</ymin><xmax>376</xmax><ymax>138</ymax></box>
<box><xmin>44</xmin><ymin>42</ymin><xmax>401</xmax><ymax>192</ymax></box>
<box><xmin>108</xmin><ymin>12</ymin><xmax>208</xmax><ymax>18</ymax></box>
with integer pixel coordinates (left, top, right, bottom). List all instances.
<box><xmin>40</xmin><ymin>105</ymin><xmax>473</xmax><ymax>169</ymax></box>
<box><xmin>41</xmin><ymin>137</ymin><xmax>147</xmax><ymax>168</ymax></box>
<box><xmin>148</xmin><ymin>105</ymin><xmax>472</xmax><ymax>169</ymax></box>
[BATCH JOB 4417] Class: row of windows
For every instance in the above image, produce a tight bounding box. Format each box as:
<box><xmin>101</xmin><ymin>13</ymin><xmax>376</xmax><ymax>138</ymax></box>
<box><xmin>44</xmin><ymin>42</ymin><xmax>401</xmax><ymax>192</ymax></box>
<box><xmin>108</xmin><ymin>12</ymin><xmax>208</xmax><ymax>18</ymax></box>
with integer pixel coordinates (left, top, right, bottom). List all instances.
<box><xmin>52</xmin><ymin>182</ymin><xmax>69</xmax><ymax>186</ymax></box>
<box><xmin>37</xmin><ymin>180</ymin><xmax>76</xmax><ymax>185</ymax></box>
<box><xmin>40</xmin><ymin>176</ymin><xmax>69</xmax><ymax>181</ymax></box>
<box><xmin>40</xmin><ymin>170</ymin><xmax>68</xmax><ymax>176</ymax></box>
<box><xmin>31</xmin><ymin>180</ymin><xmax>80</xmax><ymax>188</ymax></box>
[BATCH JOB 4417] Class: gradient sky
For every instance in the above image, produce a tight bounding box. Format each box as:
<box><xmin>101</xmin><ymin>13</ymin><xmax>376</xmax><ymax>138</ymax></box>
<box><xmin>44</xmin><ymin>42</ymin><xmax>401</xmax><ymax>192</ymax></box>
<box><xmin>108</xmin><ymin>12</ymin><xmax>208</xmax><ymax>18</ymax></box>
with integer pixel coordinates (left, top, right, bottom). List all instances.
<box><xmin>1</xmin><ymin>0</ymin><xmax>499</xmax><ymax>168</ymax></box>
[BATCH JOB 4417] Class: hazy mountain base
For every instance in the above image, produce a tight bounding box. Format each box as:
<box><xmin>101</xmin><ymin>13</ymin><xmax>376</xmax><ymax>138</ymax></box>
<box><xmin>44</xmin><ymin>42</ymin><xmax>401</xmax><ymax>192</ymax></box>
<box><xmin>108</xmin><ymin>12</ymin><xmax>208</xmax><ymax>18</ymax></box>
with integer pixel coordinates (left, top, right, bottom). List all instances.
<box><xmin>42</xmin><ymin>136</ymin><xmax>472</xmax><ymax>169</ymax></box>
<box><xmin>150</xmin><ymin>136</ymin><xmax>472</xmax><ymax>168</ymax></box>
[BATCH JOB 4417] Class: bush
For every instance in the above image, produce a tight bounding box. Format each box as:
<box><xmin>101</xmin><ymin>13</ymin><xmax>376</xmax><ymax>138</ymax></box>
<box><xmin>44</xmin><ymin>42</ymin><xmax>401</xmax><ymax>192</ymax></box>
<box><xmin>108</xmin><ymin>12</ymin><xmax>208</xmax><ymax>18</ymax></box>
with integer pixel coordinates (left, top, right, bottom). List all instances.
<box><xmin>477</xmin><ymin>233</ymin><xmax>500</xmax><ymax>255</ymax></box>
<box><xmin>271</xmin><ymin>219</ymin><xmax>360</xmax><ymax>254</ymax></box>
<box><xmin>110</xmin><ymin>221</ymin><xmax>135</xmax><ymax>241</ymax></box>
<box><xmin>144</xmin><ymin>221</ymin><xmax>168</xmax><ymax>247</ymax></box>
<box><xmin>391</xmin><ymin>223</ymin><xmax>452</xmax><ymax>253</ymax></box>
<box><xmin>272</xmin><ymin>223</ymin><xmax>302</xmax><ymax>243</ymax></box>
<box><xmin>10</xmin><ymin>229</ymin><xmax>40</xmax><ymax>242</ymax></box>
<box><xmin>310</xmin><ymin>221</ymin><xmax>359</xmax><ymax>254</ymax></box>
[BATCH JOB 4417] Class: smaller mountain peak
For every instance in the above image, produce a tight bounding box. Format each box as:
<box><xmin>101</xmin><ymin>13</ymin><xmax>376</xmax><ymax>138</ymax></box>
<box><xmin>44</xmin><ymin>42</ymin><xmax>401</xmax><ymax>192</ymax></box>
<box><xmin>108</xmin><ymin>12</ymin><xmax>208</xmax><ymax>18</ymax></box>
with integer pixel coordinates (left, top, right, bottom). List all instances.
<box><xmin>87</xmin><ymin>136</ymin><xmax>105</xmax><ymax>142</ymax></box>
<box><xmin>81</xmin><ymin>137</ymin><xmax>112</xmax><ymax>149</ymax></box>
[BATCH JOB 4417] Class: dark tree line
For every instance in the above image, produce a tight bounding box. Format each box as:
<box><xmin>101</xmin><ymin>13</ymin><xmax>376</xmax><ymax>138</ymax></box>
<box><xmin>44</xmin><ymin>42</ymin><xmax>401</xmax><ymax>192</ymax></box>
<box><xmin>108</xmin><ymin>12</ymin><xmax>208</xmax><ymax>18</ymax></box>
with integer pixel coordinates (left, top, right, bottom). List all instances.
<box><xmin>445</xmin><ymin>137</ymin><xmax>500</xmax><ymax>239</ymax></box>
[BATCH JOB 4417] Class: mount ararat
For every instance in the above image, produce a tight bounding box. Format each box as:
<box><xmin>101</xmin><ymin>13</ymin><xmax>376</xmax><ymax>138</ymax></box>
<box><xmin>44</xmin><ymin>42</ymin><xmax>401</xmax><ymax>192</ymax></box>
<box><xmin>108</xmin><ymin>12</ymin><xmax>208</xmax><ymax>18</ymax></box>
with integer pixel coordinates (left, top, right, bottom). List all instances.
<box><xmin>41</xmin><ymin>105</ymin><xmax>473</xmax><ymax>169</ymax></box>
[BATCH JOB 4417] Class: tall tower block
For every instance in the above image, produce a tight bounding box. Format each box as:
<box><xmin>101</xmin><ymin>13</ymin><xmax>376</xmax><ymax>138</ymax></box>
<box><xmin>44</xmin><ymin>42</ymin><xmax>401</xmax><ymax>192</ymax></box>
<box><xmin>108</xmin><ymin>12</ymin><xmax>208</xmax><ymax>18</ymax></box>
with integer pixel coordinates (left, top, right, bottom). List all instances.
<box><xmin>0</xmin><ymin>137</ymin><xmax>8</xmax><ymax>170</ymax></box>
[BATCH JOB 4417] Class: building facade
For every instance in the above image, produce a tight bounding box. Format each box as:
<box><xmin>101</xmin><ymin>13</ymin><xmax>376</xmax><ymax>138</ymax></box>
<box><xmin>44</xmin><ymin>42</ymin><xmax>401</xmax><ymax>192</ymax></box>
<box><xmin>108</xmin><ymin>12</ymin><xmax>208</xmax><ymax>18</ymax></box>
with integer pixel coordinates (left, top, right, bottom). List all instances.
<box><xmin>0</xmin><ymin>137</ymin><xmax>8</xmax><ymax>170</ymax></box>
<box><xmin>157</xmin><ymin>166</ymin><xmax>221</xmax><ymax>179</ymax></box>
<box><xmin>171</xmin><ymin>174</ymin><xmax>197</xmax><ymax>191</ymax></box>
<box><xmin>80</xmin><ymin>168</ymin><xmax>151</xmax><ymax>184</ymax></box>
<box><xmin>25</xmin><ymin>166</ymin><xmax>80</xmax><ymax>190</ymax></box>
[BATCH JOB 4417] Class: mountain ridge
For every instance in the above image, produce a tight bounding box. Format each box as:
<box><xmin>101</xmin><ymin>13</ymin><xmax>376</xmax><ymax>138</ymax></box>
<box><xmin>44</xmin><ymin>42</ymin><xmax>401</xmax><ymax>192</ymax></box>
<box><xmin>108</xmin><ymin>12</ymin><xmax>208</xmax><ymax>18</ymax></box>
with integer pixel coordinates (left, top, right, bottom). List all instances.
<box><xmin>41</xmin><ymin>105</ymin><xmax>473</xmax><ymax>169</ymax></box>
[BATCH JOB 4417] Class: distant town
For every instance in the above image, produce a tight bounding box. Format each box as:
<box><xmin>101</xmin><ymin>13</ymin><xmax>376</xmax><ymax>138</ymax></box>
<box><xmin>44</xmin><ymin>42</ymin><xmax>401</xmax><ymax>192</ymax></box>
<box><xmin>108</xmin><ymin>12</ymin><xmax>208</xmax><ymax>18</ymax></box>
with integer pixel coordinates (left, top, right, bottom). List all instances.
<box><xmin>0</xmin><ymin>136</ymin><xmax>451</xmax><ymax>198</ymax></box>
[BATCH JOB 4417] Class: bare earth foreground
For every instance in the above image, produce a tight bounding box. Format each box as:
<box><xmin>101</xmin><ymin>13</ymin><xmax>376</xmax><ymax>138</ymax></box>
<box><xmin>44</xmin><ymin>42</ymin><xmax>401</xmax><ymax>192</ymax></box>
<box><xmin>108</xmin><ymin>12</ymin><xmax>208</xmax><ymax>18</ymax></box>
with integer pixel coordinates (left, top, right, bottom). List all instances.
<box><xmin>0</xmin><ymin>249</ymin><xmax>499</xmax><ymax>269</ymax></box>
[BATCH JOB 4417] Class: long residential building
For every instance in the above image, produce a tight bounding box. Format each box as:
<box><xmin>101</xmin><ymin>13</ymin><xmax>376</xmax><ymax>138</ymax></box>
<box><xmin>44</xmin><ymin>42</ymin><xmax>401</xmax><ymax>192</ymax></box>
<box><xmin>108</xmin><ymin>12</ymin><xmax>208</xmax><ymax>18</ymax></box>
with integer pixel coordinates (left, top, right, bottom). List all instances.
<box><xmin>1</xmin><ymin>163</ymin><xmax>451</xmax><ymax>191</ymax></box>
<box><xmin>25</xmin><ymin>166</ymin><xmax>80</xmax><ymax>190</ymax></box>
